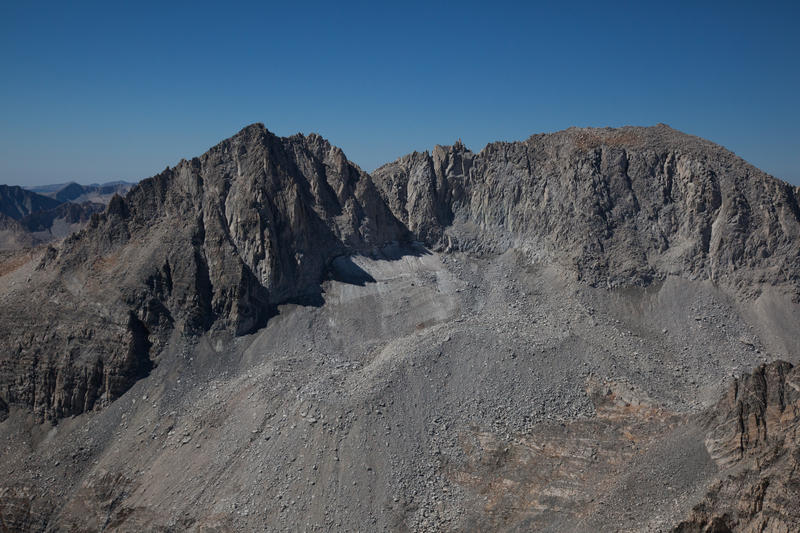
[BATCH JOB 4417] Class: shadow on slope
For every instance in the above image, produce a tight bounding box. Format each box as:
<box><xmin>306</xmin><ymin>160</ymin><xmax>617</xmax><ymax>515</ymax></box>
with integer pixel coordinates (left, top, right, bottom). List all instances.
<box><xmin>282</xmin><ymin>242</ymin><xmax>432</xmax><ymax>308</ymax></box>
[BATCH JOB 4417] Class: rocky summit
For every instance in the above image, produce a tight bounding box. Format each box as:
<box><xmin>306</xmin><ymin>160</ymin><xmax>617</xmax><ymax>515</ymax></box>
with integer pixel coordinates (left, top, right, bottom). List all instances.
<box><xmin>372</xmin><ymin>125</ymin><xmax>800</xmax><ymax>295</ymax></box>
<box><xmin>0</xmin><ymin>123</ymin><xmax>798</xmax><ymax>532</ymax></box>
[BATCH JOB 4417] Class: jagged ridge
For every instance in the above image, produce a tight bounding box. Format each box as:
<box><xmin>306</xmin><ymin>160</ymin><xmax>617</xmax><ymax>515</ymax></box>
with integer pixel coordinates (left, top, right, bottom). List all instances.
<box><xmin>372</xmin><ymin>124</ymin><xmax>800</xmax><ymax>295</ymax></box>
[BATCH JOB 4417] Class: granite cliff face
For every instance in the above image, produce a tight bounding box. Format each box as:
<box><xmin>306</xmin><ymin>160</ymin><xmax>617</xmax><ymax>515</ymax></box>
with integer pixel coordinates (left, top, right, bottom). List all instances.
<box><xmin>0</xmin><ymin>124</ymin><xmax>407</xmax><ymax>421</ymax></box>
<box><xmin>677</xmin><ymin>361</ymin><xmax>800</xmax><ymax>532</ymax></box>
<box><xmin>373</xmin><ymin>125</ymin><xmax>800</xmax><ymax>296</ymax></box>
<box><xmin>58</xmin><ymin>124</ymin><xmax>407</xmax><ymax>333</ymax></box>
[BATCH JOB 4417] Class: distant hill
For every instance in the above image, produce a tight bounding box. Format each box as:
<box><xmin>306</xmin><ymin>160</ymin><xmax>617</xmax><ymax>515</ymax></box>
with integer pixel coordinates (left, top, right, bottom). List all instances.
<box><xmin>19</xmin><ymin>200</ymin><xmax>104</xmax><ymax>237</ymax></box>
<box><xmin>0</xmin><ymin>184</ymin><xmax>113</xmax><ymax>250</ymax></box>
<box><xmin>26</xmin><ymin>180</ymin><xmax>136</xmax><ymax>204</ymax></box>
<box><xmin>0</xmin><ymin>184</ymin><xmax>62</xmax><ymax>220</ymax></box>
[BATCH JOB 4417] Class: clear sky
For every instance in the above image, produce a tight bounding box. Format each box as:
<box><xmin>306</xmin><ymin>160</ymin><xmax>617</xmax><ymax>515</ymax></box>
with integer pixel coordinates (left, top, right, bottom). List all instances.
<box><xmin>1</xmin><ymin>1</ymin><xmax>798</xmax><ymax>186</ymax></box>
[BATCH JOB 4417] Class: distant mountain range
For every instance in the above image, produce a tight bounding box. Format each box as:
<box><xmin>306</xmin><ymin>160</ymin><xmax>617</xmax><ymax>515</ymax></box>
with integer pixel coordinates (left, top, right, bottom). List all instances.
<box><xmin>26</xmin><ymin>180</ymin><xmax>136</xmax><ymax>204</ymax></box>
<box><xmin>0</xmin><ymin>184</ymin><xmax>62</xmax><ymax>220</ymax></box>
<box><xmin>0</xmin><ymin>181</ymin><xmax>134</xmax><ymax>251</ymax></box>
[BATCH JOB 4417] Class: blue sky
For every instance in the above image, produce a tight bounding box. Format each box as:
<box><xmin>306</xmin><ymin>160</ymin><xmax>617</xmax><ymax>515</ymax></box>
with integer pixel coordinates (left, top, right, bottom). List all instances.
<box><xmin>1</xmin><ymin>1</ymin><xmax>798</xmax><ymax>186</ymax></box>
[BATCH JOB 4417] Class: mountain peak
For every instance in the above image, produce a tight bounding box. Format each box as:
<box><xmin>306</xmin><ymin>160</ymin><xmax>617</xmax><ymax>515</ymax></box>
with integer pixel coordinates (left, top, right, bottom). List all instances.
<box><xmin>373</xmin><ymin>124</ymin><xmax>800</xmax><ymax>293</ymax></box>
<box><xmin>1</xmin><ymin>125</ymin><xmax>408</xmax><ymax>421</ymax></box>
<box><xmin>0</xmin><ymin>184</ymin><xmax>62</xmax><ymax>220</ymax></box>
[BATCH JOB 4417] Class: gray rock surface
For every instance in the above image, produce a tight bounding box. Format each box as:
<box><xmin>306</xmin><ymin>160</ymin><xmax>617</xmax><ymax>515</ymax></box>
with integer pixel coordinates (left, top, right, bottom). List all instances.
<box><xmin>676</xmin><ymin>361</ymin><xmax>800</xmax><ymax>532</ymax></box>
<box><xmin>0</xmin><ymin>123</ymin><xmax>798</xmax><ymax>532</ymax></box>
<box><xmin>372</xmin><ymin>124</ymin><xmax>800</xmax><ymax>296</ymax></box>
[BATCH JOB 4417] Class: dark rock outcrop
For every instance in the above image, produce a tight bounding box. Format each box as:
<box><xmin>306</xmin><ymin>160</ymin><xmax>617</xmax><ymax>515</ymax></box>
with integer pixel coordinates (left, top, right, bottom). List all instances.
<box><xmin>0</xmin><ymin>394</ymin><xmax>7</xmax><ymax>422</ymax></box>
<box><xmin>676</xmin><ymin>361</ymin><xmax>800</xmax><ymax>532</ymax></box>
